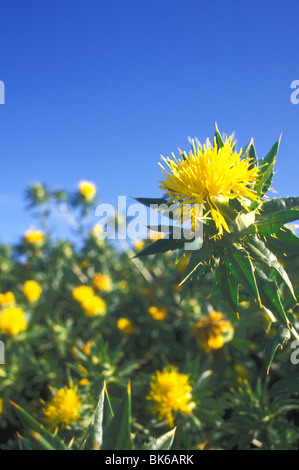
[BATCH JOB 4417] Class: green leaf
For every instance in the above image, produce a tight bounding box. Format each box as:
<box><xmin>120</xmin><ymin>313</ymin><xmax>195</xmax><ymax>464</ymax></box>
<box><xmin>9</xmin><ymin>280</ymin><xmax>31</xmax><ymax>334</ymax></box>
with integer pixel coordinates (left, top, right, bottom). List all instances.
<box><xmin>242</xmin><ymin>138</ymin><xmax>258</xmax><ymax>170</ymax></box>
<box><xmin>253</xmin><ymin>209</ymin><xmax>299</xmax><ymax>236</ymax></box>
<box><xmin>133</xmin><ymin>197</ymin><xmax>175</xmax><ymax>220</ymax></box>
<box><xmin>83</xmin><ymin>381</ymin><xmax>114</xmax><ymax>450</ymax></box>
<box><xmin>258</xmin><ymin>197</ymin><xmax>299</xmax><ymax>215</ymax></box>
<box><xmin>134</xmin><ymin>236</ymin><xmax>185</xmax><ymax>258</ymax></box>
<box><xmin>246</xmin><ymin>235</ymin><xmax>296</xmax><ymax>300</ymax></box>
<box><xmin>216</xmin><ymin>263</ymin><xmax>239</xmax><ymax>313</ymax></box>
<box><xmin>102</xmin><ymin>382</ymin><xmax>133</xmax><ymax>450</ymax></box>
<box><xmin>10</xmin><ymin>401</ymin><xmax>67</xmax><ymax>450</ymax></box>
<box><xmin>143</xmin><ymin>427</ymin><xmax>176</xmax><ymax>450</ymax></box>
<box><xmin>214</xmin><ymin>123</ymin><xmax>224</xmax><ymax>149</ymax></box>
<box><xmin>250</xmin><ymin>137</ymin><xmax>280</xmax><ymax>209</ymax></box>
<box><xmin>224</xmin><ymin>243</ymin><xmax>261</xmax><ymax>306</ymax></box>
<box><xmin>255</xmin><ymin>268</ymin><xmax>290</xmax><ymax>326</ymax></box>
<box><xmin>264</xmin><ymin>323</ymin><xmax>291</xmax><ymax>375</ymax></box>
<box><xmin>179</xmin><ymin>240</ymin><xmax>215</xmax><ymax>287</ymax></box>
<box><xmin>269</xmin><ymin>376</ymin><xmax>299</xmax><ymax>398</ymax></box>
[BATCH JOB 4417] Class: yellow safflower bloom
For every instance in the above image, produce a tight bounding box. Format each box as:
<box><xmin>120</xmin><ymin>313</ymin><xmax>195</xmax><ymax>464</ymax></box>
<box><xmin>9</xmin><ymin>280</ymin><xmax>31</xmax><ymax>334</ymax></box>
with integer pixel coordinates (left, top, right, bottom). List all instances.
<box><xmin>92</xmin><ymin>273</ymin><xmax>112</xmax><ymax>292</ymax></box>
<box><xmin>78</xmin><ymin>180</ymin><xmax>96</xmax><ymax>201</ymax></box>
<box><xmin>134</xmin><ymin>239</ymin><xmax>145</xmax><ymax>251</ymax></box>
<box><xmin>80</xmin><ymin>295</ymin><xmax>106</xmax><ymax>317</ymax></box>
<box><xmin>147</xmin><ymin>366</ymin><xmax>193</xmax><ymax>427</ymax></box>
<box><xmin>24</xmin><ymin>229</ymin><xmax>45</xmax><ymax>244</ymax></box>
<box><xmin>159</xmin><ymin>134</ymin><xmax>259</xmax><ymax>237</ymax></box>
<box><xmin>117</xmin><ymin>317</ymin><xmax>134</xmax><ymax>334</ymax></box>
<box><xmin>43</xmin><ymin>386</ymin><xmax>81</xmax><ymax>429</ymax></box>
<box><xmin>22</xmin><ymin>280</ymin><xmax>42</xmax><ymax>302</ymax></box>
<box><xmin>0</xmin><ymin>307</ymin><xmax>26</xmax><ymax>336</ymax></box>
<box><xmin>0</xmin><ymin>292</ymin><xmax>15</xmax><ymax>307</ymax></box>
<box><xmin>192</xmin><ymin>311</ymin><xmax>234</xmax><ymax>353</ymax></box>
<box><xmin>148</xmin><ymin>306</ymin><xmax>167</xmax><ymax>321</ymax></box>
<box><xmin>72</xmin><ymin>285</ymin><xmax>94</xmax><ymax>303</ymax></box>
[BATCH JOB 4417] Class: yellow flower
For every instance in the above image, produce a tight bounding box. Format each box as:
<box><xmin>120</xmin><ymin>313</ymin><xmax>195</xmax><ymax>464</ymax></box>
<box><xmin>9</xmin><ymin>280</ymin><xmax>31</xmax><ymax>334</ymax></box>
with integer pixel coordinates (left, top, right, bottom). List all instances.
<box><xmin>72</xmin><ymin>285</ymin><xmax>94</xmax><ymax>302</ymax></box>
<box><xmin>22</xmin><ymin>280</ymin><xmax>42</xmax><ymax>302</ymax></box>
<box><xmin>92</xmin><ymin>273</ymin><xmax>112</xmax><ymax>292</ymax></box>
<box><xmin>159</xmin><ymin>134</ymin><xmax>259</xmax><ymax>237</ymax></box>
<box><xmin>134</xmin><ymin>239</ymin><xmax>145</xmax><ymax>251</ymax></box>
<box><xmin>24</xmin><ymin>229</ymin><xmax>45</xmax><ymax>244</ymax></box>
<box><xmin>192</xmin><ymin>311</ymin><xmax>234</xmax><ymax>353</ymax></box>
<box><xmin>147</xmin><ymin>366</ymin><xmax>193</xmax><ymax>427</ymax></box>
<box><xmin>80</xmin><ymin>295</ymin><xmax>106</xmax><ymax>317</ymax></box>
<box><xmin>0</xmin><ymin>292</ymin><xmax>15</xmax><ymax>307</ymax></box>
<box><xmin>117</xmin><ymin>317</ymin><xmax>134</xmax><ymax>334</ymax></box>
<box><xmin>148</xmin><ymin>306</ymin><xmax>167</xmax><ymax>321</ymax></box>
<box><xmin>0</xmin><ymin>307</ymin><xmax>26</xmax><ymax>336</ymax></box>
<box><xmin>78</xmin><ymin>180</ymin><xmax>96</xmax><ymax>201</ymax></box>
<box><xmin>43</xmin><ymin>385</ymin><xmax>81</xmax><ymax>429</ymax></box>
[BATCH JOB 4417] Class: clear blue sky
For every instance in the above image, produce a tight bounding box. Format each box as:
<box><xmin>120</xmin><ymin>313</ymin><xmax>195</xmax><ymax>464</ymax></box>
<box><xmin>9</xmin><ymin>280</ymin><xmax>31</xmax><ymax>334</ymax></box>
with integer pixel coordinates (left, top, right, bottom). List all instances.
<box><xmin>0</xmin><ymin>0</ymin><xmax>299</xmax><ymax>244</ymax></box>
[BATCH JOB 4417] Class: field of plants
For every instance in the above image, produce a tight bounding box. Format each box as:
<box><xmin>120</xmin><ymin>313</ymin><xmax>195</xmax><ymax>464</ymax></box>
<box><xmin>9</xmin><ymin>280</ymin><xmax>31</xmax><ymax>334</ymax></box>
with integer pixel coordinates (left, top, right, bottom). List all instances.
<box><xmin>0</xmin><ymin>127</ymin><xmax>299</xmax><ymax>451</ymax></box>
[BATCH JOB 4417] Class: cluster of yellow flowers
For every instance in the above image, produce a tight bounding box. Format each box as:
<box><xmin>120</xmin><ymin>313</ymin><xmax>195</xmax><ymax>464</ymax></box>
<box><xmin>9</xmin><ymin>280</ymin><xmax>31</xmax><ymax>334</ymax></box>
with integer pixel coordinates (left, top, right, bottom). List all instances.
<box><xmin>72</xmin><ymin>285</ymin><xmax>106</xmax><ymax>317</ymax></box>
<box><xmin>0</xmin><ymin>281</ymin><xmax>42</xmax><ymax>336</ymax></box>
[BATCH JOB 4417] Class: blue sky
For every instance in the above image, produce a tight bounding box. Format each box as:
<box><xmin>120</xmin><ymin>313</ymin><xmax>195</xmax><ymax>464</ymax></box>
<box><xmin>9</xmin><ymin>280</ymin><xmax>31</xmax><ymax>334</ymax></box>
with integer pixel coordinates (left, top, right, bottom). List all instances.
<box><xmin>0</xmin><ymin>0</ymin><xmax>299</xmax><ymax>244</ymax></box>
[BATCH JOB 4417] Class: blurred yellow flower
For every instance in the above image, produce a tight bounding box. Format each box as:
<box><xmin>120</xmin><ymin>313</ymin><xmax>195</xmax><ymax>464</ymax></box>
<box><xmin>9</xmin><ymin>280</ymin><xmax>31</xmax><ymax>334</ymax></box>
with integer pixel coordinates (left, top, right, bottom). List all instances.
<box><xmin>80</xmin><ymin>295</ymin><xmax>106</xmax><ymax>317</ymax></box>
<box><xmin>72</xmin><ymin>285</ymin><xmax>94</xmax><ymax>302</ymax></box>
<box><xmin>78</xmin><ymin>378</ymin><xmax>90</xmax><ymax>386</ymax></box>
<box><xmin>147</xmin><ymin>365</ymin><xmax>193</xmax><ymax>427</ymax></box>
<box><xmin>0</xmin><ymin>291</ymin><xmax>15</xmax><ymax>307</ymax></box>
<box><xmin>43</xmin><ymin>385</ymin><xmax>81</xmax><ymax>429</ymax></box>
<box><xmin>0</xmin><ymin>307</ymin><xmax>26</xmax><ymax>336</ymax></box>
<box><xmin>92</xmin><ymin>273</ymin><xmax>112</xmax><ymax>292</ymax></box>
<box><xmin>134</xmin><ymin>239</ymin><xmax>145</xmax><ymax>251</ymax></box>
<box><xmin>148</xmin><ymin>306</ymin><xmax>167</xmax><ymax>321</ymax></box>
<box><xmin>24</xmin><ymin>229</ymin><xmax>45</xmax><ymax>244</ymax></box>
<box><xmin>117</xmin><ymin>317</ymin><xmax>134</xmax><ymax>334</ymax></box>
<box><xmin>78</xmin><ymin>180</ymin><xmax>96</xmax><ymax>201</ymax></box>
<box><xmin>22</xmin><ymin>280</ymin><xmax>42</xmax><ymax>302</ymax></box>
<box><xmin>192</xmin><ymin>311</ymin><xmax>234</xmax><ymax>353</ymax></box>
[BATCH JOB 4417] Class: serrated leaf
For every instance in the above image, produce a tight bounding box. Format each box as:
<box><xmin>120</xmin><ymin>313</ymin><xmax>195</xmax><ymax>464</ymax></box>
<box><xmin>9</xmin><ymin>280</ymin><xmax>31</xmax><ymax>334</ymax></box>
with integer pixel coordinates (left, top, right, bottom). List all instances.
<box><xmin>224</xmin><ymin>243</ymin><xmax>261</xmax><ymax>305</ymax></box>
<box><xmin>246</xmin><ymin>235</ymin><xmax>296</xmax><ymax>300</ymax></box>
<box><xmin>101</xmin><ymin>382</ymin><xmax>133</xmax><ymax>450</ymax></box>
<box><xmin>83</xmin><ymin>381</ymin><xmax>114</xmax><ymax>450</ymax></box>
<box><xmin>133</xmin><ymin>197</ymin><xmax>175</xmax><ymax>220</ymax></box>
<box><xmin>253</xmin><ymin>209</ymin><xmax>299</xmax><ymax>236</ymax></box>
<box><xmin>255</xmin><ymin>269</ymin><xmax>290</xmax><ymax>326</ymax></box>
<box><xmin>143</xmin><ymin>427</ymin><xmax>176</xmax><ymax>450</ymax></box>
<box><xmin>179</xmin><ymin>240</ymin><xmax>215</xmax><ymax>287</ymax></box>
<box><xmin>250</xmin><ymin>138</ymin><xmax>280</xmax><ymax>209</ymax></box>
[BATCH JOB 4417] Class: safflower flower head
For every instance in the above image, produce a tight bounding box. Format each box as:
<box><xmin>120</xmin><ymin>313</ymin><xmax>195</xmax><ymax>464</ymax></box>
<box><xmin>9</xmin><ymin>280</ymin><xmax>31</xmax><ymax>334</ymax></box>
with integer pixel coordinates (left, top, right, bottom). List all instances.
<box><xmin>147</xmin><ymin>365</ymin><xmax>193</xmax><ymax>427</ymax></box>
<box><xmin>0</xmin><ymin>307</ymin><xmax>27</xmax><ymax>336</ymax></box>
<box><xmin>148</xmin><ymin>306</ymin><xmax>168</xmax><ymax>321</ymax></box>
<box><xmin>78</xmin><ymin>180</ymin><xmax>96</xmax><ymax>201</ymax></box>
<box><xmin>117</xmin><ymin>317</ymin><xmax>134</xmax><ymax>334</ymax></box>
<box><xmin>72</xmin><ymin>285</ymin><xmax>94</xmax><ymax>303</ymax></box>
<box><xmin>22</xmin><ymin>280</ymin><xmax>42</xmax><ymax>302</ymax></box>
<box><xmin>24</xmin><ymin>228</ymin><xmax>45</xmax><ymax>244</ymax></box>
<box><xmin>192</xmin><ymin>311</ymin><xmax>234</xmax><ymax>353</ymax></box>
<box><xmin>159</xmin><ymin>133</ymin><xmax>259</xmax><ymax>237</ymax></box>
<box><xmin>0</xmin><ymin>291</ymin><xmax>15</xmax><ymax>307</ymax></box>
<box><xmin>80</xmin><ymin>295</ymin><xmax>106</xmax><ymax>317</ymax></box>
<box><xmin>42</xmin><ymin>385</ymin><xmax>81</xmax><ymax>429</ymax></box>
<box><xmin>92</xmin><ymin>273</ymin><xmax>112</xmax><ymax>292</ymax></box>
